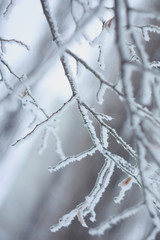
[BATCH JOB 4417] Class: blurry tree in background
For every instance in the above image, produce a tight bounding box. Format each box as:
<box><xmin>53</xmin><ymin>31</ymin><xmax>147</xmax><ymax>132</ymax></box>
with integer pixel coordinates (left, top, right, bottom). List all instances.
<box><xmin>1</xmin><ymin>0</ymin><xmax>160</xmax><ymax>239</ymax></box>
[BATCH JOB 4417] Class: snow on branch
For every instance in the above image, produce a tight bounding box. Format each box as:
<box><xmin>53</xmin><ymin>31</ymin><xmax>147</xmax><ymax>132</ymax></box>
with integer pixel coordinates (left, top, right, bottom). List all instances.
<box><xmin>78</xmin><ymin>104</ymin><xmax>102</xmax><ymax>148</ymax></box>
<box><xmin>50</xmin><ymin>209</ymin><xmax>78</xmax><ymax>232</ymax></box>
<box><xmin>135</xmin><ymin>25</ymin><xmax>160</xmax><ymax>42</ymax></box>
<box><xmin>50</xmin><ymin>158</ymin><xmax>115</xmax><ymax>232</ymax></box>
<box><xmin>104</xmin><ymin>151</ymin><xmax>139</xmax><ymax>185</ymax></box>
<box><xmin>66</xmin><ymin>49</ymin><xmax>124</xmax><ymax>97</ymax></box>
<box><xmin>48</xmin><ymin>145</ymin><xmax>97</xmax><ymax>172</ymax></box>
<box><xmin>113</xmin><ymin>0</ymin><xmax>160</xmax><ymax>233</ymax></box>
<box><xmin>82</xmin><ymin>102</ymin><xmax>137</xmax><ymax>161</ymax></box>
<box><xmin>67</xmin><ymin>50</ymin><xmax>160</xmax><ymax>128</ymax></box>
<box><xmin>137</xmin><ymin>141</ymin><xmax>160</xmax><ymax>227</ymax></box>
<box><xmin>2</xmin><ymin>0</ymin><xmax>160</xmax><ymax>238</ymax></box>
<box><xmin>40</xmin><ymin>0</ymin><xmax>62</xmax><ymax>46</ymax></box>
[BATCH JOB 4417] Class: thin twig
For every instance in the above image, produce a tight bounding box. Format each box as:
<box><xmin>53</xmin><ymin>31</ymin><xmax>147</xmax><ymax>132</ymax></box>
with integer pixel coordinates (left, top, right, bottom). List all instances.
<box><xmin>3</xmin><ymin>0</ymin><xmax>14</xmax><ymax>16</ymax></box>
<box><xmin>12</xmin><ymin>95</ymin><xmax>75</xmax><ymax>146</ymax></box>
<box><xmin>0</xmin><ymin>37</ymin><xmax>29</xmax><ymax>51</ymax></box>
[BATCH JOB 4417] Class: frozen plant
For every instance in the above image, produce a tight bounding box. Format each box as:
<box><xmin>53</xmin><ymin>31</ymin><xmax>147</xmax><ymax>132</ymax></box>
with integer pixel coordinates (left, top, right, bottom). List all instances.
<box><xmin>1</xmin><ymin>0</ymin><xmax>160</xmax><ymax>239</ymax></box>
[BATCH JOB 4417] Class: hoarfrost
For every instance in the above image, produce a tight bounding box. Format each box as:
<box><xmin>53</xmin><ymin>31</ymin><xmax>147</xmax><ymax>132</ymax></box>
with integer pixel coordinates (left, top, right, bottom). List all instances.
<box><xmin>50</xmin><ymin>209</ymin><xmax>78</xmax><ymax>232</ymax></box>
<box><xmin>137</xmin><ymin>25</ymin><xmax>160</xmax><ymax>42</ymax></box>
<box><xmin>128</xmin><ymin>43</ymin><xmax>141</xmax><ymax>63</ymax></box>
<box><xmin>48</xmin><ymin>146</ymin><xmax>97</xmax><ymax>172</ymax></box>
<box><xmin>79</xmin><ymin>105</ymin><xmax>101</xmax><ymax>148</ymax></box>
<box><xmin>100</xmin><ymin>126</ymin><xmax>109</xmax><ymax>149</ymax></box>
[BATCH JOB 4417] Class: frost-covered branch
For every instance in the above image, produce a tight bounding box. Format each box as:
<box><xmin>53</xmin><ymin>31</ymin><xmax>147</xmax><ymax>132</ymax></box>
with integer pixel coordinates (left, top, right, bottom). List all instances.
<box><xmin>113</xmin><ymin>0</ymin><xmax>160</xmax><ymax>232</ymax></box>
<box><xmin>38</xmin><ymin>0</ymin><xmax>160</xmax><ymax>235</ymax></box>
<box><xmin>48</xmin><ymin>145</ymin><xmax>97</xmax><ymax>172</ymax></box>
<box><xmin>66</xmin><ymin>49</ymin><xmax>124</xmax><ymax>97</ymax></box>
<box><xmin>2</xmin><ymin>0</ymin><xmax>160</xmax><ymax>238</ymax></box>
<box><xmin>81</xmin><ymin>102</ymin><xmax>137</xmax><ymax>160</ymax></box>
<box><xmin>50</xmin><ymin>158</ymin><xmax>115</xmax><ymax>232</ymax></box>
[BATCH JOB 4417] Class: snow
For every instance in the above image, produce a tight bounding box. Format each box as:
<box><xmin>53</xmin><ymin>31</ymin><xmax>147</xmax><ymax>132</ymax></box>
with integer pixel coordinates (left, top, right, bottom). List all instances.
<box><xmin>50</xmin><ymin>209</ymin><xmax>78</xmax><ymax>232</ymax></box>
<box><xmin>82</xmin><ymin>159</ymin><xmax>115</xmax><ymax>219</ymax></box>
<box><xmin>101</xmin><ymin>126</ymin><xmax>109</xmax><ymax>149</ymax></box>
<box><xmin>50</xmin><ymin>158</ymin><xmax>115</xmax><ymax>231</ymax></box>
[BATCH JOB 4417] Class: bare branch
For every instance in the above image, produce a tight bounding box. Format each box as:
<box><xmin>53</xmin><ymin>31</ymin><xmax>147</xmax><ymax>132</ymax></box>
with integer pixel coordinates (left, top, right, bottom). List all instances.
<box><xmin>3</xmin><ymin>0</ymin><xmax>14</xmax><ymax>16</ymax></box>
<box><xmin>12</xmin><ymin>95</ymin><xmax>75</xmax><ymax>146</ymax></box>
<box><xmin>0</xmin><ymin>37</ymin><xmax>29</xmax><ymax>51</ymax></box>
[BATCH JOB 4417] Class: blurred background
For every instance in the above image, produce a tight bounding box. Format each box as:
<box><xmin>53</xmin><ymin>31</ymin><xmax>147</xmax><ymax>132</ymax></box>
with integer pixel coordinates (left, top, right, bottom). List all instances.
<box><xmin>0</xmin><ymin>0</ymin><xmax>160</xmax><ymax>239</ymax></box>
